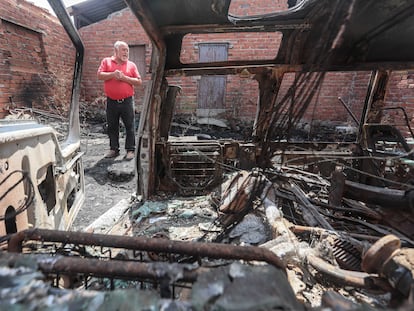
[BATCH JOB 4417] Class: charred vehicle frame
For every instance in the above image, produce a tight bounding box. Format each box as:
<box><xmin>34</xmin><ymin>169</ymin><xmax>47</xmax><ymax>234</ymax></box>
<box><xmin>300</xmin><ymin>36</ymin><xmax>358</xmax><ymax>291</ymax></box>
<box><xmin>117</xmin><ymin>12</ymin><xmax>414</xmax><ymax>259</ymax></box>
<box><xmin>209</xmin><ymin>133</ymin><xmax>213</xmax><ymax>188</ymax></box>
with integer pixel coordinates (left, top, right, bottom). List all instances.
<box><xmin>2</xmin><ymin>1</ymin><xmax>414</xmax><ymax>310</ymax></box>
<box><xmin>125</xmin><ymin>0</ymin><xmax>414</xmax><ymax>204</ymax></box>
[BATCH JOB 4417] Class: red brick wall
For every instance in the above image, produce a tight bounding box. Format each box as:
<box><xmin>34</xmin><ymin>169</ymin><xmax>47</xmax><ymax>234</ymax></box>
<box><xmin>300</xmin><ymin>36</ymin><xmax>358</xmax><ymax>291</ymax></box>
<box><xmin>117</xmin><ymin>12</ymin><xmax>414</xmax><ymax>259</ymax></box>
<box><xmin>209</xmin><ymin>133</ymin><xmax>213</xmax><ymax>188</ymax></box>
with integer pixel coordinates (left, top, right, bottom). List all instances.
<box><xmin>166</xmin><ymin>0</ymin><xmax>288</xmax><ymax>121</ymax></box>
<box><xmin>384</xmin><ymin>71</ymin><xmax>414</xmax><ymax>136</ymax></box>
<box><xmin>276</xmin><ymin>71</ymin><xmax>371</xmax><ymax>124</ymax></box>
<box><xmin>0</xmin><ymin>0</ymin><xmax>75</xmax><ymax>118</ymax></box>
<box><xmin>229</xmin><ymin>0</ymin><xmax>288</xmax><ymax>15</ymax></box>
<box><xmin>170</xmin><ymin>31</ymin><xmax>281</xmax><ymax>120</ymax></box>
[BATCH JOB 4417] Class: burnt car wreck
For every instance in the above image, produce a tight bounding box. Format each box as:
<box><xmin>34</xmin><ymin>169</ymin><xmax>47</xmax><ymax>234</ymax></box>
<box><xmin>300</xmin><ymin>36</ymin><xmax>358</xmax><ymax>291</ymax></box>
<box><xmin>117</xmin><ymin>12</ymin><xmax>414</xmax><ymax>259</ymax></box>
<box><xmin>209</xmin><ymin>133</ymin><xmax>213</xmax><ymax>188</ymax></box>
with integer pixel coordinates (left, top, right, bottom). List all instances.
<box><xmin>2</xmin><ymin>0</ymin><xmax>414</xmax><ymax>310</ymax></box>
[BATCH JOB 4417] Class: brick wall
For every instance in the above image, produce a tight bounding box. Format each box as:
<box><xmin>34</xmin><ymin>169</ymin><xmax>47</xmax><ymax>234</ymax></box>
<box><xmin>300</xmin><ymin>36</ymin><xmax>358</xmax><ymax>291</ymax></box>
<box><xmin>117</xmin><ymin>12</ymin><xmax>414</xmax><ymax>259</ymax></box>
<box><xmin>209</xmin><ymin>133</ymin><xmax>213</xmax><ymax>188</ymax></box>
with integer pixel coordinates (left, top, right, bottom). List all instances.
<box><xmin>165</xmin><ymin>0</ymin><xmax>288</xmax><ymax>121</ymax></box>
<box><xmin>171</xmin><ymin>30</ymin><xmax>282</xmax><ymax>120</ymax></box>
<box><xmin>276</xmin><ymin>71</ymin><xmax>371</xmax><ymax>124</ymax></box>
<box><xmin>0</xmin><ymin>0</ymin><xmax>75</xmax><ymax>118</ymax></box>
<box><xmin>385</xmin><ymin>71</ymin><xmax>414</xmax><ymax>136</ymax></box>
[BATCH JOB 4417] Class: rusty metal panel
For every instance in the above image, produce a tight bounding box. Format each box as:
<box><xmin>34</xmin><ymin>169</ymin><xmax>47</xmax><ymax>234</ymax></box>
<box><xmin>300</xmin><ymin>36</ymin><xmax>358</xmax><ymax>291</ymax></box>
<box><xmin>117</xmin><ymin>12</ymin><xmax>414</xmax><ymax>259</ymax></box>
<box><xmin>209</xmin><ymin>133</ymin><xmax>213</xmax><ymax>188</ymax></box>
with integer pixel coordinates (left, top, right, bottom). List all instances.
<box><xmin>0</xmin><ymin>121</ymin><xmax>85</xmax><ymax>235</ymax></box>
<box><xmin>168</xmin><ymin>141</ymin><xmax>223</xmax><ymax>193</ymax></box>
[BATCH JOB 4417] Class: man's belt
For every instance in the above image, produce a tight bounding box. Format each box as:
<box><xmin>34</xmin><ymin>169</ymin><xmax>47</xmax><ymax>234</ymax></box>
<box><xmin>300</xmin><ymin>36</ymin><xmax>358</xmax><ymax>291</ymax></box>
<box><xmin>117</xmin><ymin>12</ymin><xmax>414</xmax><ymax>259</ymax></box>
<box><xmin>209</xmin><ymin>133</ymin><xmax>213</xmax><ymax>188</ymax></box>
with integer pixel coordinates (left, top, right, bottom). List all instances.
<box><xmin>108</xmin><ymin>96</ymin><xmax>133</xmax><ymax>103</ymax></box>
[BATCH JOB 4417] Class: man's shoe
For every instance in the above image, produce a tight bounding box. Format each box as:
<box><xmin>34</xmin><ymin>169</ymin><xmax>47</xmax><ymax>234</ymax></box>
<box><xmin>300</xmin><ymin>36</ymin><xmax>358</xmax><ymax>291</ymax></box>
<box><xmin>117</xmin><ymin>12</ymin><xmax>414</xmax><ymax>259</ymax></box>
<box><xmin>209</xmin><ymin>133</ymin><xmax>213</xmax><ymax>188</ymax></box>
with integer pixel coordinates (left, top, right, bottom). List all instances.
<box><xmin>105</xmin><ymin>150</ymin><xmax>119</xmax><ymax>158</ymax></box>
<box><xmin>124</xmin><ymin>151</ymin><xmax>134</xmax><ymax>160</ymax></box>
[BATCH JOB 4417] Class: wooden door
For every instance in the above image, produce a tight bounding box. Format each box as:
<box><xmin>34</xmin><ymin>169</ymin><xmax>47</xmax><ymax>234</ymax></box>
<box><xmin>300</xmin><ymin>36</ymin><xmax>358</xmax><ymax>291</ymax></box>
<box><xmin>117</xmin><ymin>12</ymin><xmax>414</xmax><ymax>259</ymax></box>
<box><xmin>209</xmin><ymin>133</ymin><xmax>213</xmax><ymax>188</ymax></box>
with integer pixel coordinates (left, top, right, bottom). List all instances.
<box><xmin>198</xmin><ymin>43</ymin><xmax>228</xmax><ymax>109</ymax></box>
<box><xmin>129</xmin><ymin>45</ymin><xmax>146</xmax><ymax>79</ymax></box>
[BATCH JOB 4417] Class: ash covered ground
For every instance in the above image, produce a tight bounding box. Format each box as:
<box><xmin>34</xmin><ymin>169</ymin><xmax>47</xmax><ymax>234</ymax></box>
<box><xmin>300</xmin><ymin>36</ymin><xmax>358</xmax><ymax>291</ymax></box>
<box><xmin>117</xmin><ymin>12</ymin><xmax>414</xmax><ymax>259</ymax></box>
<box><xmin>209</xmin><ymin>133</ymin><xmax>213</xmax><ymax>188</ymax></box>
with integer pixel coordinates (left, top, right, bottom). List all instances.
<box><xmin>71</xmin><ymin>126</ymin><xmax>136</xmax><ymax>231</ymax></box>
<box><xmin>71</xmin><ymin>116</ymin><xmax>255</xmax><ymax>231</ymax></box>
<box><xmin>71</xmin><ymin>114</ymin><xmax>356</xmax><ymax>231</ymax></box>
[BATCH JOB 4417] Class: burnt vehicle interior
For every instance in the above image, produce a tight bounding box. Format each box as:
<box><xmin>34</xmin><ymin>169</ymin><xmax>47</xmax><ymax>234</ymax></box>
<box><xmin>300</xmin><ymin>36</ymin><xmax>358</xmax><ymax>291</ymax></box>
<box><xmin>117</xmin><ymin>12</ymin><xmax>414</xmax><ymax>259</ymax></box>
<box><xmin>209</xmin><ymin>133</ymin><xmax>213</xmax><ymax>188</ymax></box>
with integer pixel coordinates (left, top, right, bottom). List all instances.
<box><xmin>130</xmin><ymin>0</ymin><xmax>414</xmax><ymax>199</ymax></box>
<box><xmin>2</xmin><ymin>0</ymin><xmax>414</xmax><ymax>310</ymax></box>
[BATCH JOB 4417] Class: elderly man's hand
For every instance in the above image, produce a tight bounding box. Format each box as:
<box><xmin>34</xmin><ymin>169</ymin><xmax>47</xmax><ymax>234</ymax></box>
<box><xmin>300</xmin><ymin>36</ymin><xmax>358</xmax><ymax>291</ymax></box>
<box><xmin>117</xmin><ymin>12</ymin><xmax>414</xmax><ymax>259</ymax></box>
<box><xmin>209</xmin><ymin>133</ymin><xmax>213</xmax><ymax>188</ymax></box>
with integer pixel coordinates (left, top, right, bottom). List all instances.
<box><xmin>114</xmin><ymin>70</ymin><xmax>123</xmax><ymax>80</ymax></box>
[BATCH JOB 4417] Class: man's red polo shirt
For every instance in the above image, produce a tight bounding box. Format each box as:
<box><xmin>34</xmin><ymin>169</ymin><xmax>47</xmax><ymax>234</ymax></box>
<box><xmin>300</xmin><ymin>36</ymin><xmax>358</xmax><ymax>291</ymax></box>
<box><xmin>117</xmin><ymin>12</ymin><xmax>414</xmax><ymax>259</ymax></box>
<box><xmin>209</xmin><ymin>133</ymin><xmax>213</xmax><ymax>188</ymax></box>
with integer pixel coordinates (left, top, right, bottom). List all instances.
<box><xmin>97</xmin><ymin>57</ymin><xmax>140</xmax><ymax>100</ymax></box>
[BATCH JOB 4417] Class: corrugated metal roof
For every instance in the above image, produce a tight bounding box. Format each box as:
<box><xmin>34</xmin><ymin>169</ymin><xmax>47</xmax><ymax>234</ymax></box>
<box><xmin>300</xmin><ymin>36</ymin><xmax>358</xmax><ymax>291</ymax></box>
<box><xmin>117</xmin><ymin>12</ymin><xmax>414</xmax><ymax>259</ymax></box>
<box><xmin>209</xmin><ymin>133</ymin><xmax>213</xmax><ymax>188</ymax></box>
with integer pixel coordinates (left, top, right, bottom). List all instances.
<box><xmin>67</xmin><ymin>0</ymin><xmax>127</xmax><ymax>29</ymax></box>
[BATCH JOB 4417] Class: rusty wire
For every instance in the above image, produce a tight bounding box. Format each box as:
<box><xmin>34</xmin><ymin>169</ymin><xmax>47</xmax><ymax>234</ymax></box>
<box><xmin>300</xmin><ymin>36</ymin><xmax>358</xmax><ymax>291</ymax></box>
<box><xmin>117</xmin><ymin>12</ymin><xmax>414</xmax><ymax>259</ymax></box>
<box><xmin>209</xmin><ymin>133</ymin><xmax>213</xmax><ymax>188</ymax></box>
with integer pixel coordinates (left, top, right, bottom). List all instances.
<box><xmin>0</xmin><ymin>170</ymin><xmax>35</xmax><ymax>221</ymax></box>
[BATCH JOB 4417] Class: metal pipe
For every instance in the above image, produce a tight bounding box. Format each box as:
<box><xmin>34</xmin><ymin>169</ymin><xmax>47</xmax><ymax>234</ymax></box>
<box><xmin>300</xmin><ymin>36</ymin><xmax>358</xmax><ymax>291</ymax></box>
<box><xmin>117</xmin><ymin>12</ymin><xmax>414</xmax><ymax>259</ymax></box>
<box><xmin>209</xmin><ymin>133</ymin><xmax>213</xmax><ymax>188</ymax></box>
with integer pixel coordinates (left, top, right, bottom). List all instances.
<box><xmin>358</xmin><ymin>70</ymin><xmax>377</xmax><ymax>140</ymax></box>
<box><xmin>48</xmin><ymin>0</ymin><xmax>84</xmax><ymax>145</ymax></box>
<box><xmin>290</xmin><ymin>224</ymin><xmax>382</xmax><ymax>242</ymax></box>
<box><xmin>1</xmin><ymin>252</ymin><xmax>199</xmax><ymax>283</ymax></box>
<box><xmin>338</xmin><ymin>97</ymin><xmax>360</xmax><ymax>126</ymax></box>
<box><xmin>7</xmin><ymin>228</ymin><xmax>286</xmax><ymax>272</ymax></box>
<box><xmin>307</xmin><ymin>254</ymin><xmax>387</xmax><ymax>289</ymax></box>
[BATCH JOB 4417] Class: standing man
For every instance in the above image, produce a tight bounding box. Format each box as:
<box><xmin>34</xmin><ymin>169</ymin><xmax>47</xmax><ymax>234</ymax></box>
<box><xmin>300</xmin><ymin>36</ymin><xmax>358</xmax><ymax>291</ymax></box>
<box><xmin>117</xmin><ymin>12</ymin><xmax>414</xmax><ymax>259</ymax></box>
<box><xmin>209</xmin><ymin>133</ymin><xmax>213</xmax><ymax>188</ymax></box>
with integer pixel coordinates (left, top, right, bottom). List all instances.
<box><xmin>97</xmin><ymin>41</ymin><xmax>142</xmax><ymax>160</ymax></box>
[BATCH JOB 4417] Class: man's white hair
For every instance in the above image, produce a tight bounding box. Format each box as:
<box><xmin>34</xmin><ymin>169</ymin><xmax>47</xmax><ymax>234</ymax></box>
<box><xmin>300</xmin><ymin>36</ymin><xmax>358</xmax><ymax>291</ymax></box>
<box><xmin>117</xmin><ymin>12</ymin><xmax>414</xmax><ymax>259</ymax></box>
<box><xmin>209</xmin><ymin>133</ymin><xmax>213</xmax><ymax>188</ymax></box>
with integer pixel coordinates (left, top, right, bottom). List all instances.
<box><xmin>114</xmin><ymin>41</ymin><xmax>128</xmax><ymax>50</ymax></box>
